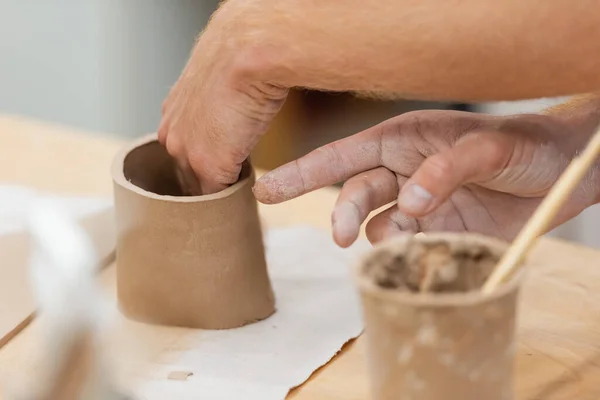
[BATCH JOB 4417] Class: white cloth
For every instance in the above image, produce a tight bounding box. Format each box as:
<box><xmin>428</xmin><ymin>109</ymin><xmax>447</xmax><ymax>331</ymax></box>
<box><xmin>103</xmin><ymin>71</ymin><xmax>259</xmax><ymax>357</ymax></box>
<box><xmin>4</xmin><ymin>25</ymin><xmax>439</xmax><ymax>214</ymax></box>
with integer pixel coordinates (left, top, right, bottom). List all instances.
<box><xmin>0</xmin><ymin>185</ymin><xmax>370</xmax><ymax>399</ymax></box>
<box><xmin>133</xmin><ymin>226</ymin><xmax>370</xmax><ymax>400</ymax></box>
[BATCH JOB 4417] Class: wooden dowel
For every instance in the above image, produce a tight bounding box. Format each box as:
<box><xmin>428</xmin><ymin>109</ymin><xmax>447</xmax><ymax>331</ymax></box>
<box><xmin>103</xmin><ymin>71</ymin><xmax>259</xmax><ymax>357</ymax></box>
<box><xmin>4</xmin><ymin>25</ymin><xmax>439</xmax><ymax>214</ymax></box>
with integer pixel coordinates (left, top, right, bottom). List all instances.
<box><xmin>419</xmin><ymin>267</ymin><xmax>437</xmax><ymax>292</ymax></box>
<box><xmin>482</xmin><ymin>125</ymin><xmax>600</xmax><ymax>294</ymax></box>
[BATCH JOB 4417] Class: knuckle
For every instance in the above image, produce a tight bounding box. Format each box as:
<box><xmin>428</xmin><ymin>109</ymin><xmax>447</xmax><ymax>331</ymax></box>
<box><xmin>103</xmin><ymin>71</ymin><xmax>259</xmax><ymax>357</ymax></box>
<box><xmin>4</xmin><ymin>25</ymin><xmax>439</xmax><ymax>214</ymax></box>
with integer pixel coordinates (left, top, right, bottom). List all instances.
<box><xmin>396</xmin><ymin>110</ymin><xmax>483</xmax><ymax>142</ymax></box>
<box><xmin>311</xmin><ymin>143</ymin><xmax>346</xmax><ymax>177</ymax></box>
<box><xmin>188</xmin><ymin>150</ymin><xmax>241</xmax><ymax>186</ymax></box>
<box><xmin>482</xmin><ymin>138</ymin><xmax>510</xmax><ymax>169</ymax></box>
<box><xmin>157</xmin><ymin>123</ymin><xmax>169</xmax><ymax>146</ymax></box>
<box><xmin>165</xmin><ymin>133</ymin><xmax>183</xmax><ymax>157</ymax></box>
<box><xmin>365</xmin><ymin>221</ymin><xmax>380</xmax><ymax>244</ymax></box>
<box><xmin>213</xmin><ymin>168</ymin><xmax>242</xmax><ymax>185</ymax></box>
<box><xmin>396</xmin><ymin>110</ymin><xmax>431</xmax><ymax>132</ymax></box>
<box><xmin>226</xmin><ymin>51</ymin><xmax>288</xmax><ymax>123</ymax></box>
<box><xmin>382</xmin><ymin>111</ymin><xmax>432</xmax><ymax>153</ymax></box>
<box><xmin>157</xmin><ymin>130</ymin><xmax>167</xmax><ymax>146</ymax></box>
<box><xmin>346</xmin><ymin>195</ymin><xmax>367</xmax><ymax>220</ymax></box>
<box><xmin>398</xmin><ymin>110</ymin><xmax>424</xmax><ymax>123</ymax></box>
<box><xmin>365</xmin><ymin>217</ymin><xmax>397</xmax><ymax>245</ymax></box>
<box><xmin>292</xmin><ymin>158</ymin><xmax>309</xmax><ymax>192</ymax></box>
<box><xmin>347</xmin><ymin>177</ymin><xmax>375</xmax><ymax>210</ymax></box>
<box><xmin>342</xmin><ymin>175</ymin><xmax>365</xmax><ymax>194</ymax></box>
<box><xmin>229</xmin><ymin>45</ymin><xmax>276</xmax><ymax>82</ymax></box>
<box><xmin>423</xmin><ymin>154</ymin><xmax>454</xmax><ymax>181</ymax></box>
<box><xmin>326</xmin><ymin>141</ymin><xmax>345</xmax><ymax>166</ymax></box>
<box><xmin>230</xmin><ymin>84</ymin><xmax>287</xmax><ymax>125</ymax></box>
<box><xmin>368</xmin><ymin>168</ymin><xmax>396</xmax><ymax>189</ymax></box>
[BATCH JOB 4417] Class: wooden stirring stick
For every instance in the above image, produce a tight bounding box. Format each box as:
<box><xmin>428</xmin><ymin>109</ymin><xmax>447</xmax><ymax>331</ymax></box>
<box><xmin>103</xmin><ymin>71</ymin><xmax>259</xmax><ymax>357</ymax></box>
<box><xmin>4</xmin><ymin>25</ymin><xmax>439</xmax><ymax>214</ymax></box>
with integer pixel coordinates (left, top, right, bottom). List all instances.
<box><xmin>482</xmin><ymin>125</ymin><xmax>600</xmax><ymax>294</ymax></box>
<box><xmin>414</xmin><ymin>233</ymin><xmax>436</xmax><ymax>292</ymax></box>
<box><xmin>420</xmin><ymin>267</ymin><xmax>437</xmax><ymax>292</ymax></box>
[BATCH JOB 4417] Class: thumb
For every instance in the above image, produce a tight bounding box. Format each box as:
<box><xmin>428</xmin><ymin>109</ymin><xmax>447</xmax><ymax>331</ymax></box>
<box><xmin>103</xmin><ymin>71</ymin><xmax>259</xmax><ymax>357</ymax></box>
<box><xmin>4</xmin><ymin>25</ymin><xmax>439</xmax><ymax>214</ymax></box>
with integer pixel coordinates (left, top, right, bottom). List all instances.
<box><xmin>397</xmin><ymin>132</ymin><xmax>514</xmax><ymax>216</ymax></box>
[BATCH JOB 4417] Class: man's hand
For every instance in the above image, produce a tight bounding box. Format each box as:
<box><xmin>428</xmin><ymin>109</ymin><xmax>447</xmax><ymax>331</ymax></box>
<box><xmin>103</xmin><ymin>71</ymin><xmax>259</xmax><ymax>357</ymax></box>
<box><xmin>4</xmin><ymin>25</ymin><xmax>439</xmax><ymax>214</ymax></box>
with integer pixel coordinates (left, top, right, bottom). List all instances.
<box><xmin>253</xmin><ymin>110</ymin><xmax>600</xmax><ymax>247</ymax></box>
<box><xmin>158</xmin><ymin>4</ymin><xmax>288</xmax><ymax>193</ymax></box>
<box><xmin>157</xmin><ymin>0</ymin><xmax>600</xmax><ymax>194</ymax></box>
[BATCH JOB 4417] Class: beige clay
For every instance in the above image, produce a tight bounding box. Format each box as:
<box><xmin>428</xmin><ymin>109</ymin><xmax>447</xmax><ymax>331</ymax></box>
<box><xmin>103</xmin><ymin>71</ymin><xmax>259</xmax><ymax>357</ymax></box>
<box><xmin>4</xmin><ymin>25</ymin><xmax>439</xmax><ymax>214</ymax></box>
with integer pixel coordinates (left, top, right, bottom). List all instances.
<box><xmin>111</xmin><ymin>134</ymin><xmax>275</xmax><ymax>329</ymax></box>
<box><xmin>354</xmin><ymin>233</ymin><xmax>524</xmax><ymax>400</ymax></box>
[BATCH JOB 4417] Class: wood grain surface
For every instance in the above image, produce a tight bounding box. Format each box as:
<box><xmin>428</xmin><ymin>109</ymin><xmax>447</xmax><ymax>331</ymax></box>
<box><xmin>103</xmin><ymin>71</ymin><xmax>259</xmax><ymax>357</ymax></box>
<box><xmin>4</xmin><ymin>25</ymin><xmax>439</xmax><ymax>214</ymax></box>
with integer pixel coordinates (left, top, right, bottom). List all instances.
<box><xmin>1</xmin><ymin>114</ymin><xmax>600</xmax><ymax>399</ymax></box>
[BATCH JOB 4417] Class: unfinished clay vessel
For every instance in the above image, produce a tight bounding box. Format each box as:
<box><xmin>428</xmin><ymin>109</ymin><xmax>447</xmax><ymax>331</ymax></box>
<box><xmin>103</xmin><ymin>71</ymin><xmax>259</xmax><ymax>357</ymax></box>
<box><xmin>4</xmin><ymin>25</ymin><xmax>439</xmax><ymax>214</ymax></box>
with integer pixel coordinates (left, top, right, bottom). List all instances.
<box><xmin>111</xmin><ymin>134</ymin><xmax>275</xmax><ymax>329</ymax></box>
<box><xmin>354</xmin><ymin>233</ymin><xmax>524</xmax><ymax>400</ymax></box>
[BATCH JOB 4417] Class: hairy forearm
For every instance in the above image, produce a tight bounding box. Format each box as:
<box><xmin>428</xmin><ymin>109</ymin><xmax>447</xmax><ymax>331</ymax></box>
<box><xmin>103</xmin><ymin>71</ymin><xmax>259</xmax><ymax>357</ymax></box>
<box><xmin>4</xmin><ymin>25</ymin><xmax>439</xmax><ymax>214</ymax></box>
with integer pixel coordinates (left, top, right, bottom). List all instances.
<box><xmin>217</xmin><ymin>0</ymin><xmax>600</xmax><ymax>101</ymax></box>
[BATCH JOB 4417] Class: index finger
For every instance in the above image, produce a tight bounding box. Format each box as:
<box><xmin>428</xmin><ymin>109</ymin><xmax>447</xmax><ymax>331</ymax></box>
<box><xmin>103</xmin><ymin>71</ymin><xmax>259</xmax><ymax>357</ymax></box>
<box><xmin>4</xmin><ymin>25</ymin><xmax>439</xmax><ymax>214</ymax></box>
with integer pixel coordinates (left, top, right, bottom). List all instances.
<box><xmin>253</xmin><ymin>124</ymin><xmax>384</xmax><ymax>204</ymax></box>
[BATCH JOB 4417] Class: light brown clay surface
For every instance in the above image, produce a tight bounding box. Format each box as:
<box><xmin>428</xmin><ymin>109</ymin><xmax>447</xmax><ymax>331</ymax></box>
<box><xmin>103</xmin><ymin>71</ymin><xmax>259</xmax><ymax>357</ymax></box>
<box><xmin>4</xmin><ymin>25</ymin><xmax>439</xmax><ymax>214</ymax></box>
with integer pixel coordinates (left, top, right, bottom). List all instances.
<box><xmin>112</xmin><ymin>134</ymin><xmax>275</xmax><ymax>329</ymax></box>
<box><xmin>167</xmin><ymin>371</ymin><xmax>194</xmax><ymax>381</ymax></box>
<box><xmin>355</xmin><ymin>233</ymin><xmax>523</xmax><ymax>400</ymax></box>
<box><xmin>364</xmin><ymin>236</ymin><xmax>499</xmax><ymax>293</ymax></box>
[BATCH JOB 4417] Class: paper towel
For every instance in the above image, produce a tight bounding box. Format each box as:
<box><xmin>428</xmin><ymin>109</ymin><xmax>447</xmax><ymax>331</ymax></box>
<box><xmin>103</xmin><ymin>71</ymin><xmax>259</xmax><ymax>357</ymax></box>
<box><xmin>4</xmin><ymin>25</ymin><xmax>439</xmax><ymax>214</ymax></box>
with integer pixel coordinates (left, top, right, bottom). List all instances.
<box><xmin>0</xmin><ymin>185</ymin><xmax>370</xmax><ymax>399</ymax></box>
<box><xmin>127</xmin><ymin>226</ymin><xmax>370</xmax><ymax>400</ymax></box>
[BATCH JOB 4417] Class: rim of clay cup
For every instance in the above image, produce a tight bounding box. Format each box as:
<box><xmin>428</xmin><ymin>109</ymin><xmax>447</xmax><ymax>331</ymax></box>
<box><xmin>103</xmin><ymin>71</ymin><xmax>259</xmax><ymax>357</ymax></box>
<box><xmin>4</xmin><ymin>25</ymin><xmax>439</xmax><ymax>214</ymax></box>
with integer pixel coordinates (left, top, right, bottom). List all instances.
<box><xmin>353</xmin><ymin>232</ymin><xmax>527</xmax><ymax>307</ymax></box>
<box><xmin>111</xmin><ymin>133</ymin><xmax>254</xmax><ymax>203</ymax></box>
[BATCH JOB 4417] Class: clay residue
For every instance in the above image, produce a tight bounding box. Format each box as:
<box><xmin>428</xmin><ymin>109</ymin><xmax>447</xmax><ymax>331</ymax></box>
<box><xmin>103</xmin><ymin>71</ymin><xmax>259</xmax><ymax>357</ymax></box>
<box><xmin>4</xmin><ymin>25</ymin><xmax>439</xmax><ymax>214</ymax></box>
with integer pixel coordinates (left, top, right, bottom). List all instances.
<box><xmin>167</xmin><ymin>371</ymin><xmax>193</xmax><ymax>381</ymax></box>
<box><xmin>363</xmin><ymin>238</ymin><xmax>500</xmax><ymax>293</ymax></box>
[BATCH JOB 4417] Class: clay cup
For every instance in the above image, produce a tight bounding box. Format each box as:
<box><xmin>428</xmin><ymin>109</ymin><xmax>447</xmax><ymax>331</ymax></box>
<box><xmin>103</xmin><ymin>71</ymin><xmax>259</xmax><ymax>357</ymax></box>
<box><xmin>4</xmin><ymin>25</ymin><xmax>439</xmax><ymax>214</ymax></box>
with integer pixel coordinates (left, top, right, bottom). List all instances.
<box><xmin>111</xmin><ymin>134</ymin><xmax>275</xmax><ymax>329</ymax></box>
<box><xmin>354</xmin><ymin>232</ymin><xmax>524</xmax><ymax>400</ymax></box>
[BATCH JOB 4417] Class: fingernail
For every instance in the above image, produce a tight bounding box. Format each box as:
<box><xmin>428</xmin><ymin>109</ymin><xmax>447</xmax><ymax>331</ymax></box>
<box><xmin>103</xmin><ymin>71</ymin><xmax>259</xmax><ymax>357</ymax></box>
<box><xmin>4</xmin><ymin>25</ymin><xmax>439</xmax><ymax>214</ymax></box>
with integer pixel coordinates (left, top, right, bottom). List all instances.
<box><xmin>398</xmin><ymin>184</ymin><xmax>433</xmax><ymax>214</ymax></box>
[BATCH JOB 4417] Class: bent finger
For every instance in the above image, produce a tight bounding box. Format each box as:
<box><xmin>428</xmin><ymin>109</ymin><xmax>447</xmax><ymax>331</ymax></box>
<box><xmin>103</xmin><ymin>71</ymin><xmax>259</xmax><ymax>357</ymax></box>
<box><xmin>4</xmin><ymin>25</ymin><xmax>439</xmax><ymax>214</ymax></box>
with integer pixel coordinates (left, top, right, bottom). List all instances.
<box><xmin>365</xmin><ymin>203</ymin><xmax>419</xmax><ymax>245</ymax></box>
<box><xmin>397</xmin><ymin>133</ymin><xmax>512</xmax><ymax>217</ymax></box>
<box><xmin>332</xmin><ymin>167</ymin><xmax>398</xmax><ymax>248</ymax></box>
<box><xmin>186</xmin><ymin>140</ymin><xmax>240</xmax><ymax>195</ymax></box>
<box><xmin>254</xmin><ymin>123</ymin><xmax>386</xmax><ymax>204</ymax></box>
<box><xmin>165</xmin><ymin>133</ymin><xmax>203</xmax><ymax>195</ymax></box>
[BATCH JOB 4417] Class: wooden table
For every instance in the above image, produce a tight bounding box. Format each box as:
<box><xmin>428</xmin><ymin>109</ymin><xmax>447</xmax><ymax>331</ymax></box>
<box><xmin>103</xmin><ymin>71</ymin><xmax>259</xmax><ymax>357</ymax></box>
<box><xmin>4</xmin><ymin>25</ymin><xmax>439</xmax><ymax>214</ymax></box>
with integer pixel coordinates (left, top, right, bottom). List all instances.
<box><xmin>1</xmin><ymin>115</ymin><xmax>600</xmax><ymax>399</ymax></box>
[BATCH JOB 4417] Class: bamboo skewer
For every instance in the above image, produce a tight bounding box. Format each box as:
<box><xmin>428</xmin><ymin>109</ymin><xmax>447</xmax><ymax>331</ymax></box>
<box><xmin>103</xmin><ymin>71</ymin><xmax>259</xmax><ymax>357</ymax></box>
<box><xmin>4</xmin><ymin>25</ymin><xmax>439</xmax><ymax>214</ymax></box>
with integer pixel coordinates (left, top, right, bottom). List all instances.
<box><xmin>482</xmin><ymin>125</ymin><xmax>600</xmax><ymax>294</ymax></box>
<box><xmin>419</xmin><ymin>267</ymin><xmax>437</xmax><ymax>292</ymax></box>
<box><xmin>414</xmin><ymin>233</ymin><xmax>435</xmax><ymax>292</ymax></box>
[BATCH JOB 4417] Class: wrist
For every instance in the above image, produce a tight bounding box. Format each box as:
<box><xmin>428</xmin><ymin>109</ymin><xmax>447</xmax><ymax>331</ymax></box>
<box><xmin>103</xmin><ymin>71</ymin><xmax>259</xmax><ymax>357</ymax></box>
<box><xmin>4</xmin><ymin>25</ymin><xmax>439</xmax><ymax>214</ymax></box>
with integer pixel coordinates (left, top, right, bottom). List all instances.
<box><xmin>176</xmin><ymin>2</ymin><xmax>282</xmax><ymax>108</ymax></box>
<box><xmin>208</xmin><ymin>1</ymin><xmax>283</xmax><ymax>81</ymax></box>
<box><xmin>544</xmin><ymin>94</ymin><xmax>600</xmax><ymax>205</ymax></box>
<box><xmin>544</xmin><ymin>93</ymin><xmax>600</xmax><ymax>137</ymax></box>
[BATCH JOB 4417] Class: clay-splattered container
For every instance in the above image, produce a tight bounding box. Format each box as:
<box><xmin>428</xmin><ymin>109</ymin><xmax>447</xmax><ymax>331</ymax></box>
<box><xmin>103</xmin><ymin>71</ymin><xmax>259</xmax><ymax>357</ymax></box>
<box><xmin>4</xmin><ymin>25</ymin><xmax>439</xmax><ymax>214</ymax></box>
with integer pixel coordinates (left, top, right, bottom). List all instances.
<box><xmin>354</xmin><ymin>233</ymin><xmax>524</xmax><ymax>400</ymax></box>
<box><xmin>111</xmin><ymin>134</ymin><xmax>275</xmax><ymax>329</ymax></box>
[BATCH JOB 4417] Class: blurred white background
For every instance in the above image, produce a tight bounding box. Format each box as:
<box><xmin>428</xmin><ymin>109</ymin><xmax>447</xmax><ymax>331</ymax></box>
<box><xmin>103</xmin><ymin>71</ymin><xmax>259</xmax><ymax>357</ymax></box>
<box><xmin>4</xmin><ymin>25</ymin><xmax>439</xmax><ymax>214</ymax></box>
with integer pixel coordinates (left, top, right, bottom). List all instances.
<box><xmin>1</xmin><ymin>0</ymin><xmax>598</xmax><ymax>248</ymax></box>
<box><xmin>0</xmin><ymin>0</ymin><xmax>219</xmax><ymax>136</ymax></box>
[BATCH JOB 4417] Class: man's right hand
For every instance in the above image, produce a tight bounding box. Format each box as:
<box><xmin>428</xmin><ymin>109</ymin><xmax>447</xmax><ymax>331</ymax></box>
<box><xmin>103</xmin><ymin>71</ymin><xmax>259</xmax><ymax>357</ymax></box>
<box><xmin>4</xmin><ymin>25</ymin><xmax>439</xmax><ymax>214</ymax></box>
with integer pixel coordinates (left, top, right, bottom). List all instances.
<box><xmin>158</xmin><ymin>3</ymin><xmax>289</xmax><ymax>194</ymax></box>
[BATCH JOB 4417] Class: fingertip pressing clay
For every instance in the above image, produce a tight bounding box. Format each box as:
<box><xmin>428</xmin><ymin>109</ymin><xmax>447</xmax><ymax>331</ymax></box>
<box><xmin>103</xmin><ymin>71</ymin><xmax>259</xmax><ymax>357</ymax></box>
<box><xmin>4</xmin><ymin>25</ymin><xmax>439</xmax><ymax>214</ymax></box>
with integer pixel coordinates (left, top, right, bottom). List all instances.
<box><xmin>111</xmin><ymin>134</ymin><xmax>275</xmax><ymax>329</ymax></box>
<box><xmin>354</xmin><ymin>232</ymin><xmax>524</xmax><ymax>400</ymax></box>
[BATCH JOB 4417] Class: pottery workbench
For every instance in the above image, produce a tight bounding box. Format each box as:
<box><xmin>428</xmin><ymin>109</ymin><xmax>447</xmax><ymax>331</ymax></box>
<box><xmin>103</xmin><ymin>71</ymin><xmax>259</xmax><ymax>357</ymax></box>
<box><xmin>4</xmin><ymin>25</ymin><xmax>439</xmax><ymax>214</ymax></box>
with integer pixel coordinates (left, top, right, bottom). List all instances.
<box><xmin>1</xmin><ymin>114</ymin><xmax>600</xmax><ymax>399</ymax></box>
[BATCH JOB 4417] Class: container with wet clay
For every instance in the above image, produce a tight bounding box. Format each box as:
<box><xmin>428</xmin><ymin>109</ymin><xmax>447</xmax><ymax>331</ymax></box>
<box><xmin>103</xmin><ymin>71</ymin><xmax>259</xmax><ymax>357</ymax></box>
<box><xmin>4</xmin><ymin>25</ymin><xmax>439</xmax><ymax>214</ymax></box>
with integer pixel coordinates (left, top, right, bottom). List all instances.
<box><xmin>111</xmin><ymin>134</ymin><xmax>275</xmax><ymax>329</ymax></box>
<box><xmin>354</xmin><ymin>233</ymin><xmax>524</xmax><ymax>400</ymax></box>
